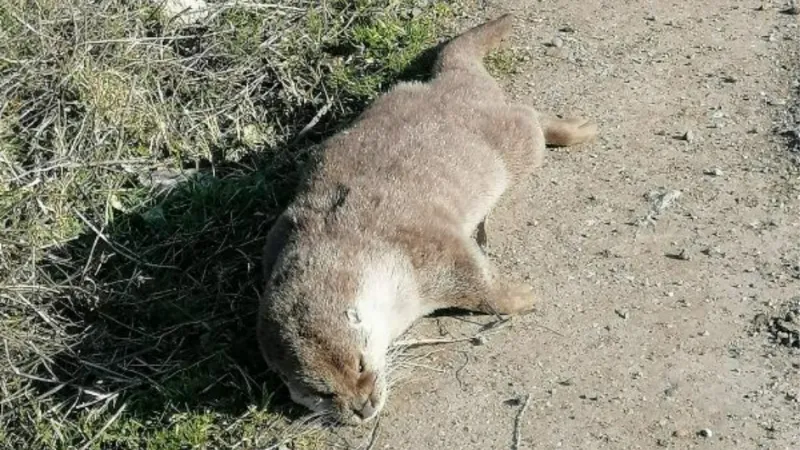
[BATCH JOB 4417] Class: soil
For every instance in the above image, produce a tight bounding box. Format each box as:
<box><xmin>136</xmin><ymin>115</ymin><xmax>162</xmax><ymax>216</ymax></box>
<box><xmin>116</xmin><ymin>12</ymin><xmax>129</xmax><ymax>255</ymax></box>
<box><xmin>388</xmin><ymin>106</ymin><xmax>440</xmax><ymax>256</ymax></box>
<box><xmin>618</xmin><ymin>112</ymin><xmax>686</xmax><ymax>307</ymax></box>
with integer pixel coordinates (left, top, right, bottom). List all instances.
<box><xmin>338</xmin><ymin>1</ymin><xmax>800</xmax><ymax>448</ymax></box>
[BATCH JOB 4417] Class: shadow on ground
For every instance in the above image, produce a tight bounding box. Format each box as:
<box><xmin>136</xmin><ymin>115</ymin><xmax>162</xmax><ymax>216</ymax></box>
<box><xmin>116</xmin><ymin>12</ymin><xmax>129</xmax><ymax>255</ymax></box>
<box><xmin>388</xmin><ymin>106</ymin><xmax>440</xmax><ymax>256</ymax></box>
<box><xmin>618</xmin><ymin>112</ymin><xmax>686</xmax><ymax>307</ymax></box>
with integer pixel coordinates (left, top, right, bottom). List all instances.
<box><xmin>33</xmin><ymin>44</ymin><xmax>445</xmax><ymax>436</ymax></box>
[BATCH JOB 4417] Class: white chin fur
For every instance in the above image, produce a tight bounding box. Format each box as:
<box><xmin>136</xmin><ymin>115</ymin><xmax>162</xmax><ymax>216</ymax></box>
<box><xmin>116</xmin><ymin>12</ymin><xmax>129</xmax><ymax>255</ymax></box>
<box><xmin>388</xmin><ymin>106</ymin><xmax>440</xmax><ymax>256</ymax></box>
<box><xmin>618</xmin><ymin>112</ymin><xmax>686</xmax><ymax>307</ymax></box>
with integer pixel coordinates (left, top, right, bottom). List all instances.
<box><xmin>287</xmin><ymin>373</ymin><xmax>389</xmax><ymax>419</ymax></box>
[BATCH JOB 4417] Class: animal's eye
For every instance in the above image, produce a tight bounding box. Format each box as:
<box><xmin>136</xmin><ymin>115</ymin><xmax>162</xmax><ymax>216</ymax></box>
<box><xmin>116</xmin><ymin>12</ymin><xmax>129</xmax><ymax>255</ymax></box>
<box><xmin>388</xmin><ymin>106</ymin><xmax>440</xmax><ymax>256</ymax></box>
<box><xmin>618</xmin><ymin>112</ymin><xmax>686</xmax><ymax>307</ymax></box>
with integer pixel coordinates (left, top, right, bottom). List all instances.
<box><xmin>314</xmin><ymin>391</ymin><xmax>335</xmax><ymax>401</ymax></box>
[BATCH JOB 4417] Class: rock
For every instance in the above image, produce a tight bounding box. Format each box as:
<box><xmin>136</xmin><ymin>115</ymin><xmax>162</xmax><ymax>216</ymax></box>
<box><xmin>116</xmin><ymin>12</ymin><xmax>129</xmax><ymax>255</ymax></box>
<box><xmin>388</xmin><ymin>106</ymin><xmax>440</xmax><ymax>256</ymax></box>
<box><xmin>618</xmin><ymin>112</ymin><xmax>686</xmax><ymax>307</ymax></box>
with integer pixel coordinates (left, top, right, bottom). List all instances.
<box><xmin>471</xmin><ymin>335</ymin><xmax>488</xmax><ymax>346</ymax></box>
<box><xmin>698</xmin><ymin>428</ymin><xmax>713</xmax><ymax>438</ymax></box>
<box><xmin>648</xmin><ymin>189</ymin><xmax>682</xmax><ymax>212</ymax></box>
<box><xmin>682</xmin><ymin>130</ymin><xmax>695</xmax><ymax>142</ymax></box>
<box><xmin>672</xmin><ymin>429</ymin><xmax>689</xmax><ymax>438</ymax></box>
<box><xmin>551</xmin><ymin>36</ymin><xmax>564</xmax><ymax>48</ymax></box>
<box><xmin>701</xmin><ymin>246</ymin><xmax>726</xmax><ymax>258</ymax></box>
<box><xmin>776</xmin><ymin>319</ymin><xmax>800</xmax><ymax>335</ymax></box>
<box><xmin>703</xmin><ymin>167</ymin><xmax>724</xmax><ymax>176</ymax></box>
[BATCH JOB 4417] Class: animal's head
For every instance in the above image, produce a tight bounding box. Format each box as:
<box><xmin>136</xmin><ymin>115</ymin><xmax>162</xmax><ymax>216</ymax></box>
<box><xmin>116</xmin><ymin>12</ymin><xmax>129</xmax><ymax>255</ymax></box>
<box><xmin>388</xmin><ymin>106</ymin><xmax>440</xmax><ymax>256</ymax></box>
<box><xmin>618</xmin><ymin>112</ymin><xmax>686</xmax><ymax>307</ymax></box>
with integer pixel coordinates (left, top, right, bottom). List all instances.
<box><xmin>258</xmin><ymin>298</ymin><xmax>389</xmax><ymax>425</ymax></box>
<box><xmin>257</xmin><ymin>214</ymin><xmax>395</xmax><ymax>424</ymax></box>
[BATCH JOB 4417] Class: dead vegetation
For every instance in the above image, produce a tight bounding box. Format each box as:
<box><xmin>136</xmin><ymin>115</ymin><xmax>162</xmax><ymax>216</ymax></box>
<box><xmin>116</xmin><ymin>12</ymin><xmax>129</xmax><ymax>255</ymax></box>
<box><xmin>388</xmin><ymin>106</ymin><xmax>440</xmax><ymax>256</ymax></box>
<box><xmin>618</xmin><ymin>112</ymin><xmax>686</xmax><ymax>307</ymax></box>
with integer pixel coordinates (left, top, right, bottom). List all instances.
<box><xmin>0</xmin><ymin>0</ymin><xmax>472</xmax><ymax>447</ymax></box>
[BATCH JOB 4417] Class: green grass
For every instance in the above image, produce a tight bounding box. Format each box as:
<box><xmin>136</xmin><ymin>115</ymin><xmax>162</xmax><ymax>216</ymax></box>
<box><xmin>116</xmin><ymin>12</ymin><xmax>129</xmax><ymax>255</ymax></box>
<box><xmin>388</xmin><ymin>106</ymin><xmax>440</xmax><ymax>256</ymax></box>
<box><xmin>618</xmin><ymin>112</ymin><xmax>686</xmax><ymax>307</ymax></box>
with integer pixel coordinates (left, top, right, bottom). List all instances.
<box><xmin>0</xmin><ymin>0</ymin><xmax>480</xmax><ymax>448</ymax></box>
<box><xmin>485</xmin><ymin>47</ymin><xmax>531</xmax><ymax>79</ymax></box>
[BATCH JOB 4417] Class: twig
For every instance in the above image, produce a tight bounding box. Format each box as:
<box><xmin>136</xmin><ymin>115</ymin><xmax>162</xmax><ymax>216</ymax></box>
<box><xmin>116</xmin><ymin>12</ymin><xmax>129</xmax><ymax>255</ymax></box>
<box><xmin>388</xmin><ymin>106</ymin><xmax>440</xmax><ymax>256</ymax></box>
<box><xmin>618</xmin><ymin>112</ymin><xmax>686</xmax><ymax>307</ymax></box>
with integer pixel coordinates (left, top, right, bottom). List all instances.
<box><xmin>362</xmin><ymin>417</ymin><xmax>382</xmax><ymax>450</ymax></box>
<box><xmin>392</xmin><ymin>317</ymin><xmax>512</xmax><ymax>348</ymax></box>
<box><xmin>291</xmin><ymin>101</ymin><xmax>332</xmax><ymax>145</ymax></box>
<box><xmin>453</xmin><ymin>350</ymin><xmax>470</xmax><ymax>389</ymax></box>
<box><xmin>512</xmin><ymin>394</ymin><xmax>531</xmax><ymax>450</ymax></box>
<box><xmin>78</xmin><ymin>402</ymin><xmax>127</xmax><ymax>450</ymax></box>
<box><xmin>218</xmin><ymin>1</ymin><xmax>306</xmax><ymax>11</ymax></box>
<box><xmin>397</xmin><ymin>362</ymin><xmax>446</xmax><ymax>373</ymax></box>
<box><xmin>530</xmin><ymin>322</ymin><xmax>566</xmax><ymax>338</ymax></box>
<box><xmin>391</xmin><ymin>336</ymin><xmax>476</xmax><ymax>348</ymax></box>
<box><xmin>9</xmin><ymin>159</ymin><xmax>150</xmax><ymax>182</ymax></box>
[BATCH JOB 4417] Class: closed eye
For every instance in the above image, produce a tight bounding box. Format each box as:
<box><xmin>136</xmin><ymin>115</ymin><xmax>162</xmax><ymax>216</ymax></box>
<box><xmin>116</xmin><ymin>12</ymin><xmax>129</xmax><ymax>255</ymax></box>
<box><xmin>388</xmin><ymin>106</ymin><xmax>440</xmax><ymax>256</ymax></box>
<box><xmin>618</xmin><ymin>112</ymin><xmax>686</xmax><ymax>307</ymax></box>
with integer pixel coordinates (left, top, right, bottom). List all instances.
<box><xmin>312</xmin><ymin>390</ymin><xmax>335</xmax><ymax>401</ymax></box>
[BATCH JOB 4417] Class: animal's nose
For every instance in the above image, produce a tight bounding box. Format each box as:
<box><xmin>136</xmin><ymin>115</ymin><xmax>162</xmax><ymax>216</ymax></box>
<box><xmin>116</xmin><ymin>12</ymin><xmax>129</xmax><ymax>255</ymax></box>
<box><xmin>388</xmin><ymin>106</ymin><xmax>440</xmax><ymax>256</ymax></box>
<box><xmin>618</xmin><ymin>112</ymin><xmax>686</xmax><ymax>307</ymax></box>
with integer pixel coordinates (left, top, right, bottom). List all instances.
<box><xmin>352</xmin><ymin>398</ymin><xmax>377</xmax><ymax>420</ymax></box>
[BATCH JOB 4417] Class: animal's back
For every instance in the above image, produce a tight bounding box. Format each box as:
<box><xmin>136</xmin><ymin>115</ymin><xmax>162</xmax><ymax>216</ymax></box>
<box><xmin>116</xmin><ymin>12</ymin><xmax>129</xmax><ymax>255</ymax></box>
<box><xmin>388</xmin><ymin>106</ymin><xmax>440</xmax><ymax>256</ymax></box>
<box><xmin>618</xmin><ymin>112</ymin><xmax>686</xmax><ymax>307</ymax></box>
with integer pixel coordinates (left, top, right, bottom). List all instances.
<box><xmin>307</xmin><ymin>81</ymin><xmax>507</xmax><ymax>236</ymax></box>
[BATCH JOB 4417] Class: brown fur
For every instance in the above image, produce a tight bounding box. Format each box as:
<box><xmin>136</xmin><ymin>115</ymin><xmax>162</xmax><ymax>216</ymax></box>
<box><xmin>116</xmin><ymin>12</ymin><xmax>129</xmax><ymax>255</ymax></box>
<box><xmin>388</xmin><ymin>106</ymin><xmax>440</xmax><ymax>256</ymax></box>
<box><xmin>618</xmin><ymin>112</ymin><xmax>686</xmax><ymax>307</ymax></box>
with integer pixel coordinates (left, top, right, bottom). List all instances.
<box><xmin>257</xmin><ymin>13</ymin><xmax>597</xmax><ymax>424</ymax></box>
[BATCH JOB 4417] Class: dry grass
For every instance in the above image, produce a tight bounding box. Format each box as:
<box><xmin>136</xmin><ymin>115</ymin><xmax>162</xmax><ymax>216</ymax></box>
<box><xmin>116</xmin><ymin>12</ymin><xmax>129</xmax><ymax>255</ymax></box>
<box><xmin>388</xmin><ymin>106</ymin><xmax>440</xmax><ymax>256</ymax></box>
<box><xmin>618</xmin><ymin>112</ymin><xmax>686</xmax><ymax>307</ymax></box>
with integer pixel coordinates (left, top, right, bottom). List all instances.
<box><xmin>0</xmin><ymin>0</ymin><xmax>474</xmax><ymax>448</ymax></box>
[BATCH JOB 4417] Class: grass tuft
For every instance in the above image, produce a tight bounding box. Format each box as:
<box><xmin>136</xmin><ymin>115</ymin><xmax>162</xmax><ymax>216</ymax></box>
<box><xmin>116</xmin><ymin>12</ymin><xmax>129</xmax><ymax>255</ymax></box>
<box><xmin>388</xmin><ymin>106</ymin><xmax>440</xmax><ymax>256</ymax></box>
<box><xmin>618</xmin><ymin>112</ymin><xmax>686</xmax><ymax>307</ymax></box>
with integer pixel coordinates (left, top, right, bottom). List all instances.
<box><xmin>0</xmin><ymin>0</ymin><xmax>475</xmax><ymax>448</ymax></box>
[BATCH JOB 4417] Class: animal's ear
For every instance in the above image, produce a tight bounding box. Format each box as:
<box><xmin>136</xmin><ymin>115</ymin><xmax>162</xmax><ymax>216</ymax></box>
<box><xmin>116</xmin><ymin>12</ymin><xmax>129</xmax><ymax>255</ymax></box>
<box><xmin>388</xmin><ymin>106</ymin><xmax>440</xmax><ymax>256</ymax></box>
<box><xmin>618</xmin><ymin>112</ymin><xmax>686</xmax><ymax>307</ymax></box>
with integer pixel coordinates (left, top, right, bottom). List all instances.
<box><xmin>262</xmin><ymin>212</ymin><xmax>297</xmax><ymax>281</ymax></box>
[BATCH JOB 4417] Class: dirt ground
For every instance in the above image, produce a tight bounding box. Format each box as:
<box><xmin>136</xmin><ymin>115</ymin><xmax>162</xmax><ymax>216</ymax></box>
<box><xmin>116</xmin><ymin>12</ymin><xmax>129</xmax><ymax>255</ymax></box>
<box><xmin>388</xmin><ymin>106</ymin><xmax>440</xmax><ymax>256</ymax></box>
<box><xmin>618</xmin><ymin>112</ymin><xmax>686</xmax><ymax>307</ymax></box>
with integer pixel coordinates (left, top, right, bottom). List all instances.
<box><xmin>335</xmin><ymin>1</ymin><xmax>800</xmax><ymax>448</ymax></box>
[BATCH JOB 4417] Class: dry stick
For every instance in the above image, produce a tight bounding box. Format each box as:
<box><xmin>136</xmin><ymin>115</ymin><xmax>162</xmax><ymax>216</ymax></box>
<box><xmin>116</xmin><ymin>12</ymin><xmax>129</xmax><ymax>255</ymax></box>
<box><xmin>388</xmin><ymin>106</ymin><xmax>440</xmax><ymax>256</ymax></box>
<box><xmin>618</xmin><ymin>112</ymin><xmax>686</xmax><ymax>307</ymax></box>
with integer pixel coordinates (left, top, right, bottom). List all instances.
<box><xmin>392</xmin><ymin>317</ymin><xmax>512</xmax><ymax>348</ymax></box>
<box><xmin>530</xmin><ymin>322</ymin><xmax>566</xmax><ymax>338</ymax></box>
<box><xmin>391</xmin><ymin>335</ymin><xmax>476</xmax><ymax>348</ymax></box>
<box><xmin>9</xmin><ymin>159</ymin><xmax>151</xmax><ymax>182</ymax></box>
<box><xmin>453</xmin><ymin>350</ymin><xmax>471</xmax><ymax>389</ymax></box>
<box><xmin>291</xmin><ymin>101</ymin><xmax>332</xmax><ymax>145</ymax></box>
<box><xmin>512</xmin><ymin>394</ymin><xmax>531</xmax><ymax>450</ymax></box>
<box><xmin>362</xmin><ymin>417</ymin><xmax>382</xmax><ymax>450</ymax></box>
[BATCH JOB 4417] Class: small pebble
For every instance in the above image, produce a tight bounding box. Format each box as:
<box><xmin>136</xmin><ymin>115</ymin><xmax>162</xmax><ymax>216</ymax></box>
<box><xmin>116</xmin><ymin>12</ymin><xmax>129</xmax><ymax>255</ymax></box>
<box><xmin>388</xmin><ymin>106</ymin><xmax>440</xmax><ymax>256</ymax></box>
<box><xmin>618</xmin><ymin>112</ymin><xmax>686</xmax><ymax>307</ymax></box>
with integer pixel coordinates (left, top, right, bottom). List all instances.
<box><xmin>471</xmin><ymin>335</ymin><xmax>488</xmax><ymax>346</ymax></box>
<box><xmin>698</xmin><ymin>428</ymin><xmax>713</xmax><ymax>438</ymax></box>
<box><xmin>682</xmin><ymin>130</ymin><xmax>695</xmax><ymax>142</ymax></box>
<box><xmin>701</xmin><ymin>247</ymin><xmax>726</xmax><ymax>258</ymax></box>
<box><xmin>673</xmin><ymin>429</ymin><xmax>689</xmax><ymax>438</ymax></box>
<box><xmin>551</xmin><ymin>36</ymin><xmax>564</xmax><ymax>48</ymax></box>
<box><xmin>703</xmin><ymin>167</ymin><xmax>724</xmax><ymax>176</ymax></box>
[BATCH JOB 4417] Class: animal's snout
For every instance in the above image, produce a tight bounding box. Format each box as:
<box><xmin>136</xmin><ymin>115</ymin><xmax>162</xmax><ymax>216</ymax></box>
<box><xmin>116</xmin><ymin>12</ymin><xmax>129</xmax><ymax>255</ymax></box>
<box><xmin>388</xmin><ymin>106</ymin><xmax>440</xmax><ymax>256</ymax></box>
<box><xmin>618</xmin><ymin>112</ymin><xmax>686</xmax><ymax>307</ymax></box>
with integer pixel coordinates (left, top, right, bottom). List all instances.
<box><xmin>352</xmin><ymin>396</ymin><xmax>378</xmax><ymax>420</ymax></box>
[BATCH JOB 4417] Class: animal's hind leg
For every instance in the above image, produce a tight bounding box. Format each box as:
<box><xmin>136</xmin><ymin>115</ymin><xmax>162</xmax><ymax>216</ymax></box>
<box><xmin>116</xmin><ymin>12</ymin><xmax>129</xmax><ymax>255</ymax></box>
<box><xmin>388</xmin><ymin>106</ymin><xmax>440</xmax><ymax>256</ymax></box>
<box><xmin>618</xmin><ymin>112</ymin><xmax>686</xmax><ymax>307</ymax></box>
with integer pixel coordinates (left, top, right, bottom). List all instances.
<box><xmin>541</xmin><ymin>115</ymin><xmax>598</xmax><ymax>147</ymax></box>
<box><xmin>433</xmin><ymin>234</ymin><xmax>536</xmax><ymax>315</ymax></box>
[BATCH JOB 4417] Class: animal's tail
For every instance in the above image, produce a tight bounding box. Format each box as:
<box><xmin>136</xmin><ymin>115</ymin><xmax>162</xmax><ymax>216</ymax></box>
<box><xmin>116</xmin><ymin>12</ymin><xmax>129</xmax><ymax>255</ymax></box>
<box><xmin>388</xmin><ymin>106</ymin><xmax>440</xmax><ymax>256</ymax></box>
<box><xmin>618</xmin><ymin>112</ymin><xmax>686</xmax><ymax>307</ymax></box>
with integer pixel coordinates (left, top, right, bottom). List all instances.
<box><xmin>434</xmin><ymin>14</ymin><xmax>514</xmax><ymax>75</ymax></box>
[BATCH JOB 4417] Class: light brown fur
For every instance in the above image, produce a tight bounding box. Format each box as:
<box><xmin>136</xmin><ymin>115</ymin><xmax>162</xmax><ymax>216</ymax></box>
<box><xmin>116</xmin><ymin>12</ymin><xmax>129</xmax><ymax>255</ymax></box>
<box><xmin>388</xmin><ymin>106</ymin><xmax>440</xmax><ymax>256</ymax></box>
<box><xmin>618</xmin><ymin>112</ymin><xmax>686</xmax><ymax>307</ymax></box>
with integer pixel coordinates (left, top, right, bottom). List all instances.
<box><xmin>257</xmin><ymin>14</ymin><xmax>597</xmax><ymax>425</ymax></box>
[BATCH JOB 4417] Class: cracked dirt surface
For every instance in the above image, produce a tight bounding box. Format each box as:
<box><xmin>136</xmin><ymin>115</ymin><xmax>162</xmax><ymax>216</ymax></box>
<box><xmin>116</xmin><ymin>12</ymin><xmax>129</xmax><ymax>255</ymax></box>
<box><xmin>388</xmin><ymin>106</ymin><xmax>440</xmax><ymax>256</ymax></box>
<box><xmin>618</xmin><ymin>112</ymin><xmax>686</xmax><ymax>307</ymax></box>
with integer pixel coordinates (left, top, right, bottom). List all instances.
<box><xmin>337</xmin><ymin>1</ymin><xmax>800</xmax><ymax>449</ymax></box>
